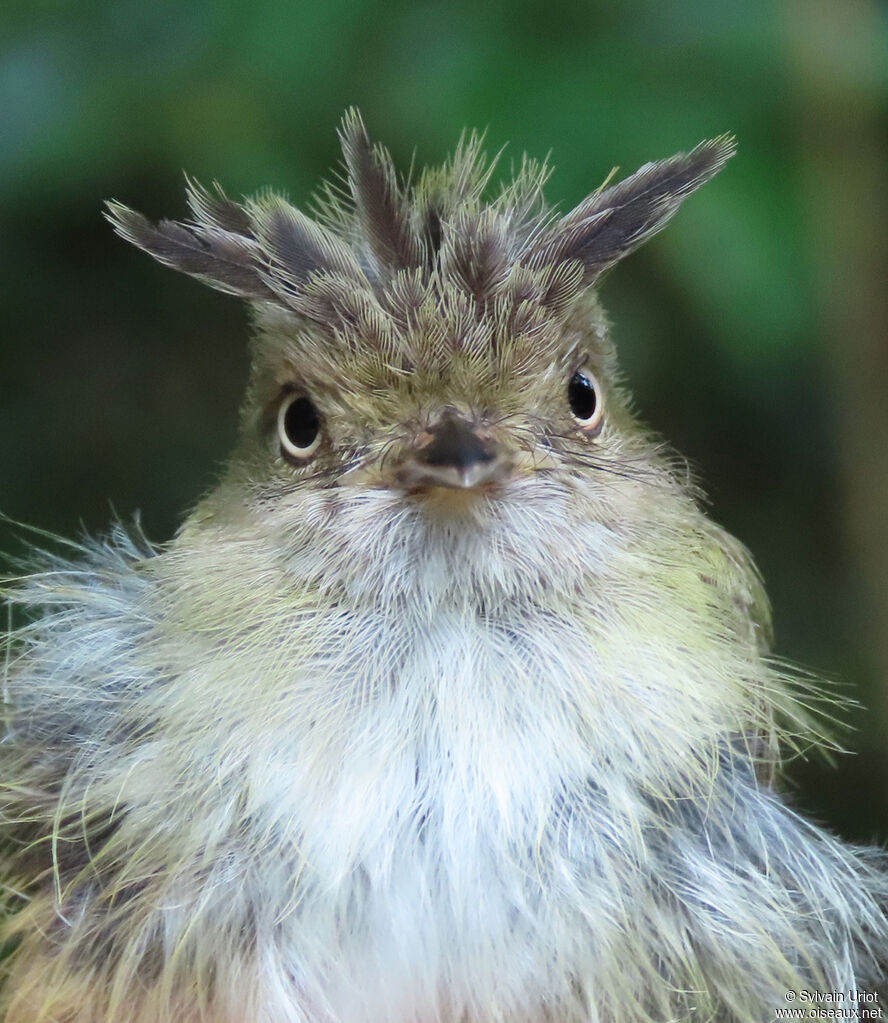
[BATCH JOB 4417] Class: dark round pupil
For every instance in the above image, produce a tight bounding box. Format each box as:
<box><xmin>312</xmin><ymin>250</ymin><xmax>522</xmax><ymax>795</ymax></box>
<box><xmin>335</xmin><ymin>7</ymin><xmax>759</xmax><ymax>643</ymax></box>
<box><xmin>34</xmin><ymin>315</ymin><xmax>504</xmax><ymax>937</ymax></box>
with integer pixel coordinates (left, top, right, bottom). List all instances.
<box><xmin>283</xmin><ymin>397</ymin><xmax>320</xmax><ymax>449</ymax></box>
<box><xmin>568</xmin><ymin>372</ymin><xmax>597</xmax><ymax>420</ymax></box>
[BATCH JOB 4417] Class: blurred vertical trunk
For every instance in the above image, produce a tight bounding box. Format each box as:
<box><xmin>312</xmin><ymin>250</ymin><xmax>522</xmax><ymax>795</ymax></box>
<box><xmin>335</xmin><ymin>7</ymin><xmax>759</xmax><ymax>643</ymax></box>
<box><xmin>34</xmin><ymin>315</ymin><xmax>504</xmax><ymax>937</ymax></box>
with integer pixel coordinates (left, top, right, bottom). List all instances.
<box><xmin>785</xmin><ymin>1</ymin><xmax>888</xmax><ymax>732</ymax></box>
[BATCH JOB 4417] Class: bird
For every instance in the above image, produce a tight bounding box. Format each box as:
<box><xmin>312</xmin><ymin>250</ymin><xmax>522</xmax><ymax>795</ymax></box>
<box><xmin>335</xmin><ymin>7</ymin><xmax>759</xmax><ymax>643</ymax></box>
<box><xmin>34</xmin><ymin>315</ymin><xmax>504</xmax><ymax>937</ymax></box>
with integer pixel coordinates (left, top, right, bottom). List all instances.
<box><xmin>1</xmin><ymin>109</ymin><xmax>886</xmax><ymax>1023</ymax></box>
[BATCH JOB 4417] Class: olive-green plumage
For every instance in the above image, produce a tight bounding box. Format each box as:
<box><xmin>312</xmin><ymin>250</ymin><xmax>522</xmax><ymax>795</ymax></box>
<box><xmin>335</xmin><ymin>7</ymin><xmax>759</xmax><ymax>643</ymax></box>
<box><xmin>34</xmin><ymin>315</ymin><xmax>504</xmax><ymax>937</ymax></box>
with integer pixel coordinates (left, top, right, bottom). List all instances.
<box><xmin>1</xmin><ymin>110</ymin><xmax>886</xmax><ymax>1022</ymax></box>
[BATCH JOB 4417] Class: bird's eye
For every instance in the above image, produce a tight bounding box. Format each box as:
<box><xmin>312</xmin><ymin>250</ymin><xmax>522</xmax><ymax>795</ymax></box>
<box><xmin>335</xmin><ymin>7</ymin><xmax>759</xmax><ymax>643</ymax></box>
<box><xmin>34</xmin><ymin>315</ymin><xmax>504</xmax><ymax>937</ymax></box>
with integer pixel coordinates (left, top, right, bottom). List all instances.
<box><xmin>278</xmin><ymin>394</ymin><xmax>321</xmax><ymax>461</ymax></box>
<box><xmin>568</xmin><ymin>371</ymin><xmax>603</xmax><ymax>434</ymax></box>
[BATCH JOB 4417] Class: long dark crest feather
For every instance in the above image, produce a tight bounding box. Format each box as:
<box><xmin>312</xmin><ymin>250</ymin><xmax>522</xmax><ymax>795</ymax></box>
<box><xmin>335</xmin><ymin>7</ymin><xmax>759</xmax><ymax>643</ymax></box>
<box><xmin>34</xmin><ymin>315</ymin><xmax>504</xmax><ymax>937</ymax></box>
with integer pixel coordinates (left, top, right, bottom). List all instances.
<box><xmin>526</xmin><ymin>134</ymin><xmax>736</xmax><ymax>280</ymax></box>
<box><xmin>338</xmin><ymin>108</ymin><xmax>423</xmax><ymax>275</ymax></box>
<box><xmin>107</xmin><ymin>117</ymin><xmax>735</xmax><ymax>335</ymax></box>
<box><xmin>104</xmin><ymin>201</ymin><xmax>277</xmax><ymax>302</ymax></box>
<box><xmin>247</xmin><ymin>197</ymin><xmax>367</xmax><ymax>294</ymax></box>
<box><xmin>439</xmin><ymin>210</ymin><xmax>514</xmax><ymax>306</ymax></box>
<box><xmin>184</xmin><ymin>177</ymin><xmax>252</xmax><ymax>235</ymax></box>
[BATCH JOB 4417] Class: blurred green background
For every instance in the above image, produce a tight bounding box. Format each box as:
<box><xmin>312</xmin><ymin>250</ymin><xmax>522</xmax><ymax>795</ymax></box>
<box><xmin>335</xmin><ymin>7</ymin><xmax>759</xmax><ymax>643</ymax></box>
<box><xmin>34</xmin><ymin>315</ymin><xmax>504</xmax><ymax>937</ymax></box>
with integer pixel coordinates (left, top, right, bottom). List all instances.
<box><xmin>1</xmin><ymin>0</ymin><xmax>886</xmax><ymax>838</ymax></box>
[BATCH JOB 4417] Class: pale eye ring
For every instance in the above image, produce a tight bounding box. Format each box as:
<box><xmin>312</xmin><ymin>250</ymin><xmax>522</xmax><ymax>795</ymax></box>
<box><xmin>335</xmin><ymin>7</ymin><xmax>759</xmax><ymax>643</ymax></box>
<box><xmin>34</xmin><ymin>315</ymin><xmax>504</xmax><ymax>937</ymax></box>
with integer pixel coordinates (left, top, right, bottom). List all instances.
<box><xmin>278</xmin><ymin>393</ymin><xmax>321</xmax><ymax>461</ymax></box>
<box><xmin>568</xmin><ymin>370</ymin><xmax>603</xmax><ymax>434</ymax></box>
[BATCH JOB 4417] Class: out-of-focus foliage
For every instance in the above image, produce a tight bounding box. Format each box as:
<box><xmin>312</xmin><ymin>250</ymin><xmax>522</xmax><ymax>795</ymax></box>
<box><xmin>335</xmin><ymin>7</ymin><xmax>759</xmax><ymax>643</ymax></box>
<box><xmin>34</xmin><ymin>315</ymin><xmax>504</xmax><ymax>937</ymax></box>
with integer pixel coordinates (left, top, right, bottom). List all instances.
<box><xmin>1</xmin><ymin>0</ymin><xmax>886</xmax><ymax>837</ymax></box>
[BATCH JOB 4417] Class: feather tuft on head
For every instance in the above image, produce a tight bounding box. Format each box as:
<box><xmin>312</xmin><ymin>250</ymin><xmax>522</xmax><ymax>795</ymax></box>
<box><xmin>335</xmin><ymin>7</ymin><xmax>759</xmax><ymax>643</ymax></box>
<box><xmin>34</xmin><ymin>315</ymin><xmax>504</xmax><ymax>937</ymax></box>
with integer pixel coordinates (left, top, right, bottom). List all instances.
<box><xmin>105</xmin><ymin>113</ymin><xmax>734</xmax><ymax>345</ymax></box>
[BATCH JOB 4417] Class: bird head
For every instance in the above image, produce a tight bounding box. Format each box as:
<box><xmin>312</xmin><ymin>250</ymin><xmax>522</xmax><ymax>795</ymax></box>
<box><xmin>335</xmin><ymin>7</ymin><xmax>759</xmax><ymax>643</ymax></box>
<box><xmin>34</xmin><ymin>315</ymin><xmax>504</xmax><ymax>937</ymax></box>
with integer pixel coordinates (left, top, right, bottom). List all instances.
<box><xmin>106</xmin><ymin>111</ymin><xmax>734</xmax><ymax>603</ymax></box>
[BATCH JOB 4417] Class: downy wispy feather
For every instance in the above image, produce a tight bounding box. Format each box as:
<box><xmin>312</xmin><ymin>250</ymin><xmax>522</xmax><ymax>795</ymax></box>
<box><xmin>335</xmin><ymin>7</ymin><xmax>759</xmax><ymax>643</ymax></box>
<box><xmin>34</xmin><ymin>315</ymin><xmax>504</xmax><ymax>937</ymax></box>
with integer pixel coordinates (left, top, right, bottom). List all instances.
<box><xmin>2</xmin><ymin>110</ymin><xmax>886</xmax><ymax>1022</ymax></box>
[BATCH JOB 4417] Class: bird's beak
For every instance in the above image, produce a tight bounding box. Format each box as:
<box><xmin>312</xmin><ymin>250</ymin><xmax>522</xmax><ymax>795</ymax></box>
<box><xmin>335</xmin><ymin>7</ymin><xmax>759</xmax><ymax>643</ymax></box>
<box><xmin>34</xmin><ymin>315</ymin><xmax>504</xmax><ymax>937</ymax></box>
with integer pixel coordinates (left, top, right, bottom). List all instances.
<box><xmin>394</xmin><ymin>412</ymin><xmax>512</xmax><ymax>491</ymax></box>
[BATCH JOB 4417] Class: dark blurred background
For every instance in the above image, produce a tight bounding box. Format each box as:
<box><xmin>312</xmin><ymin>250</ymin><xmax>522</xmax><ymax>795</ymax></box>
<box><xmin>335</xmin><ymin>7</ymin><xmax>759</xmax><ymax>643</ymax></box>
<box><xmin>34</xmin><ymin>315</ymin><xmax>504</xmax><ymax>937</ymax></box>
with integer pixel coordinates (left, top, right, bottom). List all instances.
<box><xmin>1</xmin><ymin>0</ymin><xmax>886</xmax><ymax>838</ymax></box>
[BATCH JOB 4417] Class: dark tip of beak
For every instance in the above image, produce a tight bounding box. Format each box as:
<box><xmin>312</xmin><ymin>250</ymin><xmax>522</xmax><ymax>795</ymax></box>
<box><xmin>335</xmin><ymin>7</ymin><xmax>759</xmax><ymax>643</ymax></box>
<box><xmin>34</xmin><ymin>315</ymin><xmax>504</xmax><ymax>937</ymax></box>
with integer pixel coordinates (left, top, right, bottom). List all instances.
<box><xmin>396</xmin><ymin>414</ymin><xmax>509</xmax><ymax>490</ymax></box>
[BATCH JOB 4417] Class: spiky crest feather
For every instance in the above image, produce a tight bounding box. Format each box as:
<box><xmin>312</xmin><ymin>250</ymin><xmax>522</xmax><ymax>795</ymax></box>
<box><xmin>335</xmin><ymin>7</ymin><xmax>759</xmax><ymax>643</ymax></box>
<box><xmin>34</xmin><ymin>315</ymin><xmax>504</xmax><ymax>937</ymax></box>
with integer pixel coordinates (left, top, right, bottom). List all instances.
<box><xmin>105</xmin><ymin>111</ymin><xmax>734</xmax><ymax>366</ymax></box>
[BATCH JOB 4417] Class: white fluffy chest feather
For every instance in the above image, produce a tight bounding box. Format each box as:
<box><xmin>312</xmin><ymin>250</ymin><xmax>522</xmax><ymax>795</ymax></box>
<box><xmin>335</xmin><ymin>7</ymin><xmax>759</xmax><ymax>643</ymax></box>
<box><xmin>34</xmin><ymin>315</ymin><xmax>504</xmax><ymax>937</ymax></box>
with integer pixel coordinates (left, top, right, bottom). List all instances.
<box><xmin>86</xmin><ymin>563</ymin><xmax>752</xmax><ymax>1019</ymax></box>
<box><xmin>126</xmin><ymin>615</ymin><xmax>616</xmax><ymax>1018</ymax></box>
